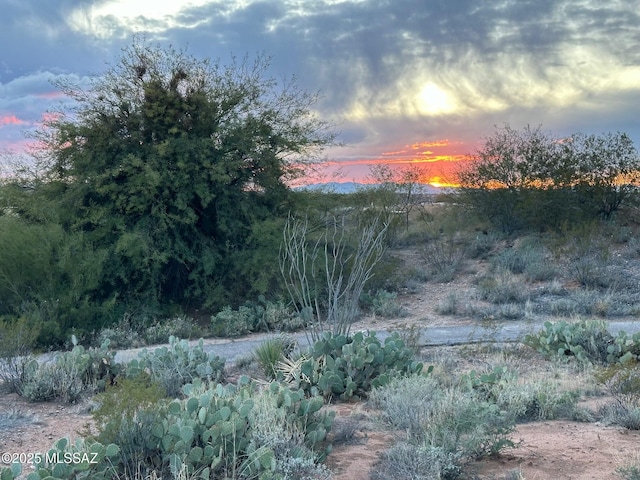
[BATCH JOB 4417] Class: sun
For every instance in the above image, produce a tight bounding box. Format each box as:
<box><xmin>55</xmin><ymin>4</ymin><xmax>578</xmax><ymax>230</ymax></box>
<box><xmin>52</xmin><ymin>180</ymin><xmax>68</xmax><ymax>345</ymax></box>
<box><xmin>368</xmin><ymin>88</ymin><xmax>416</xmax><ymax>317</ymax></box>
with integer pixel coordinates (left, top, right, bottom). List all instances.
<box><xmin>417</xmin><ymin>83</ymin><xmax>457</xmax><ymax>115</ymax></box>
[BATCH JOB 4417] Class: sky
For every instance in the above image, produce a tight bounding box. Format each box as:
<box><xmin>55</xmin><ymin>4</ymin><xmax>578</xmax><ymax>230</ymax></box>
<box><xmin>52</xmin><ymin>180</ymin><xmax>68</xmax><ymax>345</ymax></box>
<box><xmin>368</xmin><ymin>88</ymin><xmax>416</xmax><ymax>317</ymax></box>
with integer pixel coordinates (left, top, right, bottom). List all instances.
<box><xmin>1</xmin><ymin>0</ymin><xmax>639</xmax><ymax>186</ymax></box>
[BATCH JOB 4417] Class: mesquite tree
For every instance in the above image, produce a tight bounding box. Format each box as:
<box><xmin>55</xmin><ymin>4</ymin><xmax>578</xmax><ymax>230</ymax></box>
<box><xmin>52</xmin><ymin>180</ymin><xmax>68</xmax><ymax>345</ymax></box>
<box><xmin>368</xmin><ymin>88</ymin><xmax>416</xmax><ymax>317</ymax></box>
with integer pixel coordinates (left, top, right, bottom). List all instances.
<box><xmin>32</xmin><ymin>39</ymin><xmax>336</xmax><ymax>311</ymax></box>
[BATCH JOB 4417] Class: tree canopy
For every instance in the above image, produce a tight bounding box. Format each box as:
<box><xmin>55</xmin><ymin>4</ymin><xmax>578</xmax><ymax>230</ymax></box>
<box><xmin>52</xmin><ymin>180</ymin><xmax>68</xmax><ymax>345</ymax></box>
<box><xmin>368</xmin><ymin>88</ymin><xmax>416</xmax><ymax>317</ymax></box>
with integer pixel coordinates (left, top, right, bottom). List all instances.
<box><xmin>27</xmin><ymin>40</ymin><xmax>336</xmax><ymax>314</ymax></box>
<box><xmin>458</xmin><ymin>125</ymin><xmax>640</xmax><ymax>231</ymax></box>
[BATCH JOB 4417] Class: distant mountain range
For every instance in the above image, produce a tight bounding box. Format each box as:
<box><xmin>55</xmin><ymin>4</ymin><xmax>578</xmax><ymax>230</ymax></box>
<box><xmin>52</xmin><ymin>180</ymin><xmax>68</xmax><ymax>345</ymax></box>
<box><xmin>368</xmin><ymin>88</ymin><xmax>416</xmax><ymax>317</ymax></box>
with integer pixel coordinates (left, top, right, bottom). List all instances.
<box><xmin>294</xmin><ymin>181</ymin><xmax>445</xmax><ymax>194</ymax></box>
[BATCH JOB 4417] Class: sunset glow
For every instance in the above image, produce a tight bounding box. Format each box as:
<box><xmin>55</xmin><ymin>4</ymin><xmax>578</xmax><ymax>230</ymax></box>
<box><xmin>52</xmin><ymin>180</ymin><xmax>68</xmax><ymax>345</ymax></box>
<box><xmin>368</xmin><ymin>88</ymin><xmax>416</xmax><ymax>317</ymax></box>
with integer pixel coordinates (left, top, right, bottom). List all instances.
<box><xmin>0</xmin><ymin>115</ymin><xmax>27</xmax><ymax>126</ymax></box>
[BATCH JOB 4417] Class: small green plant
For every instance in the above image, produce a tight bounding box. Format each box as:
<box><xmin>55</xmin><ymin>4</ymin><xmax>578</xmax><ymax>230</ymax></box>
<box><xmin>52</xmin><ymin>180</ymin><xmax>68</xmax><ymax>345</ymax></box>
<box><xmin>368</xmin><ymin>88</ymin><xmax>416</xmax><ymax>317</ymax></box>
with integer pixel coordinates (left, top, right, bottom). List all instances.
<box><xmin>254</xmin><ymin>335</ymin><xmax>296</xmax><ymax>379</ymax></box>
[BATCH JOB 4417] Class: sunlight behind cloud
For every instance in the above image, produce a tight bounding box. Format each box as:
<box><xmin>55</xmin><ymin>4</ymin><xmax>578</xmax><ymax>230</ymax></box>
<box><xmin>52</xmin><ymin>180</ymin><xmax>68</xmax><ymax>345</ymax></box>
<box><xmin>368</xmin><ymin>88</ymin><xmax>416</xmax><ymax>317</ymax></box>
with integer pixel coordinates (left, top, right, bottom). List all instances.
<box><xmin>417</xmin><ymin>83</ymin><xmax>458</xmax><ymax>115</ymax></box>
<box><xmin>67</xmin><ymin>0</ymin><xmax>223</xmax><ymax>37</ymax></box>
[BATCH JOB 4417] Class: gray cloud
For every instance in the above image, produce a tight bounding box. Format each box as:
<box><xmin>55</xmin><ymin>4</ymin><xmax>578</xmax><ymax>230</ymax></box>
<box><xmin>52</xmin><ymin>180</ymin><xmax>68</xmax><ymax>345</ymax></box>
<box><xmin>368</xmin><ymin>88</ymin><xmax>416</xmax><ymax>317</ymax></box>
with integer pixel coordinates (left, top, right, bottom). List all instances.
<box><xmin>1</xmin><ymin>0</ymin><xmax>639</xmax><ymax>175</ymax></box>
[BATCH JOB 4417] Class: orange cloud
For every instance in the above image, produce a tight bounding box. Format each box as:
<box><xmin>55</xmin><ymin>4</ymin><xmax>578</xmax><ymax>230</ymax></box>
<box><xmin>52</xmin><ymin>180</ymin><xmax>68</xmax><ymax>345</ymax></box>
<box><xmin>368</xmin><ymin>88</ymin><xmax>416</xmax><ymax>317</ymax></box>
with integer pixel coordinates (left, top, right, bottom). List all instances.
<box><xmin>410</xmin><ymin>139</ymin><xmax>453</xmax><ymax>149</ymax></box>
<box><xmin>0</xmin><ymin>115</ymin><xmax>27</xmax><ymax>126</ymax></box>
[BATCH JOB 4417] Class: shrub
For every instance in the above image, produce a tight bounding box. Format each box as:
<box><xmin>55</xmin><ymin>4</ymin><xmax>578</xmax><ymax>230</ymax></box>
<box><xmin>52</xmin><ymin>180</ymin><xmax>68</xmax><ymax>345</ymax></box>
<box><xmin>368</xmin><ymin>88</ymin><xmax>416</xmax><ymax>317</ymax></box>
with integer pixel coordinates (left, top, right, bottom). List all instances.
<box><xmin>436</xmin><ymin>293</ymin><xmax>459</xmax><ymax>315</ymax></box>
<box><xmin>477</xmin><ymin>272</ymin><xmax>527</xmax><ymax>304</ymax></box>
<box><xmin>0</xmin><ymin>316</ymin><xmax>38</xmax><ymax>394</ymax></box>
<box><xmin>20</xmin><ymin>337</ymin><xmax>119</xmax><ymax>403</ymax></box>
<box><xmin>96</xmin><ymin>314</ymin><xmax>143</xmax><ymax>350</ymax></box>
<box><xmin>143</xmin><ymin>315</ymin><xmax>202</xmax><ymax>345</ymax></box>
<box><xmin>372</xmin><ymin>442</ymin><xmax>461</xmax><ymax>480</ymax></box>
<box><xmin>125</xmin><ymin>336</ymin><xmax>224</xmax><ymax>398</ymax></box>
<box><xmin>360</xmin><ymin>289</ymin><xmax>406</xmax><ymax>318</ymax></box>
<box><xmin>370</xmin><ymin>374</ymin><xmax>515</xmax><ymax>478</ymax></box>
<box><xmin>596</xmin><ymin>362</ymin><xmax>640</xmax><ymax>430</ymax></box>
<box><xmin>211</xmin><ymin>300</ymin><xmax>303</xmax><ymax>337</ymax></box>
<box><xmin>91</xmin><ymin>374</ymin><xmax>168</xmax><ymax>477</ymax></box>
<box><xmin>466</xmin><ymin>367</ymin><xmax>580</xmax><ymax>421</ymax></box>
<box><xmin>422</xmin><ymin>235</ymin><xmax>466</xmax><ymax>282</ymax></box>
<box><xmin>211</xmin><ymin>305</ymin><xmax>256</xmax><ymax>337</ymax></box>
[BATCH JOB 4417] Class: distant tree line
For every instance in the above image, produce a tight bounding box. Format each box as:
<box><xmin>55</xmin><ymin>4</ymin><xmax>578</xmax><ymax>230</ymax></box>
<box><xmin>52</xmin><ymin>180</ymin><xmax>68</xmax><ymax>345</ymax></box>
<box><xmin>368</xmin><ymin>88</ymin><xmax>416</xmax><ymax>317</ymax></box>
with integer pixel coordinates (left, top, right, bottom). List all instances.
<box><xmin>458</xmin><ymin>125</ymin><xmax>640</xmax><ymax>232</ymax></box>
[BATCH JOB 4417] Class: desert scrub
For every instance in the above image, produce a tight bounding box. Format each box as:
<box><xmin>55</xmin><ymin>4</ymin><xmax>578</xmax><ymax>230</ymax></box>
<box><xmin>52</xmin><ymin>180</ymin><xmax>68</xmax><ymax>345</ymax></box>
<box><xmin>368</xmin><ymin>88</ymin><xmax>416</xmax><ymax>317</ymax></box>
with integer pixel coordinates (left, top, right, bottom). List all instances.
<box><xmin>211</xmin><ymin>300</ymin><xmax>303</xmax><ymax>337</ymax></box>
<box><xmin>463</xmin><ymin>367</ymin><xmax>579</xmax><ymax>421</ymax></box>
<box><xmin>422</xmin><ymin>234</ymin><xmax>466</xmax><ymax>282</ymax></box>
<box><xmin>371</xmin><ymin>442</ymin><xmax>462</xmax><ymax>480</ymax></box>
<box><xmin>477</xmin><ymin>271</ymin><xmax>528</xmax><ymax>304</ymax></box>
<box><xmin>125</xmin><ymin>336</ymin><xmax>224</xmax><ymax>398</ymax></box>
<box><xmin>360</xmin><ymin>289</ymin><xmax>406</xmax><ymax>318</ymax></box>
<box><xmin>211</xmin><ymin>305</ymin><xmax>256</xmax><ymax>337</ymax></box>
<box><xmin>143</xmin><ymin>314</ymin><xmax>202</xmax><ymax>345</ymax></box>
<box><xmin>91</xmin><ymin>373</ymin><xmax>168</xmax><ymax>477</ymax></box>
<box><xmin>20</xmin><ymin>337</ymin><xmax>119</xmax><ymax>403</ymax></box>
<box><xmin>436</xmin><ymin>292</ymin><xmax>459</xmax><ymax>315</ymax></box>
<box><xmin>369</xmin><ymin>374</ymin><xmax>515</xmax><ymax>478</ymax></box>
<box><xmin>596</xmin><ymin>362</ymin><xmax>640</xmax><ymax>429</ymax></box>
<box><xmin>0</xmin><ymin>316</ymin><xmax>38</xmax><ymax>394</ymax></box>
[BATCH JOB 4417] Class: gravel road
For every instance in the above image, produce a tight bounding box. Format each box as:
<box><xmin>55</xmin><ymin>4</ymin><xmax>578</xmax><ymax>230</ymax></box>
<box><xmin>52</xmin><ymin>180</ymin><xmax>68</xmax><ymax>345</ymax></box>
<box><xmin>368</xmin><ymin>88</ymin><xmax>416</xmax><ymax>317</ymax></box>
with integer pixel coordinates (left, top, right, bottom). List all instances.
<box><xmin>108</xmin><ymin>319</ymin><xmax>640</xmax><ymax>365</ymax></box>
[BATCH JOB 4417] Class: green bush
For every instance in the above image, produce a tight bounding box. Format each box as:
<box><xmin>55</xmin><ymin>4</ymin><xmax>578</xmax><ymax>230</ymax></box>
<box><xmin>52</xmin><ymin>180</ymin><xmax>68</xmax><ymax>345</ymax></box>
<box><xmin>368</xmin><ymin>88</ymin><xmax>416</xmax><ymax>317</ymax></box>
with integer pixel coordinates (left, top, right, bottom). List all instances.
<box><xmin>210</xmin><ymin>300</ymin><xmax>302</xmax><ymax>338</ymax></box>
<box><xmin>142</xmin><ymin>315</ymin><xmax>202</xmax><ymax>345</ymax></box>
<box><xmin>284</xmin><ymin>331</ymin><xmax>424</xmax><ymax>401</ymax></box>
<box><xmin>211</xmin><ymin>305</ymin><xmax>257</xmax><ymax>337</ymax></box>
<box><xmin>360</xmin><ymin>289</ymin><xmax>406</xmax><ymax>318</ymax></box>
<box><xmin>20</xmin><ymin>337</ymin><xmax>119</xmax><ymax>403</ymax></box>
<box><xmin>91</xmin><ymin>374</ymin><xmax>168</xmax><ymax>477</ymax></box>
<box><xmin>125</xmin><ymin>336</ymin><xmax>225</xmax><ymax>398</ymax></box>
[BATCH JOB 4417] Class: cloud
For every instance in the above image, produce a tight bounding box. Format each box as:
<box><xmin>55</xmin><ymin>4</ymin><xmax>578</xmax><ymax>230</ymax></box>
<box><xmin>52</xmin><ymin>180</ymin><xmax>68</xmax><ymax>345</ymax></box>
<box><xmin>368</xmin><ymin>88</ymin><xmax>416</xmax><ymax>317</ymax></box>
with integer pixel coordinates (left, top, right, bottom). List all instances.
<box><xmin>0</xmin><ymin>115</ymin><xmax>27</xmax><ymax>126</ymax></box>
<box><xmin>1</xmin><ymin>0</ymin><xmax>639</xmax><ymax>181</ymax></box>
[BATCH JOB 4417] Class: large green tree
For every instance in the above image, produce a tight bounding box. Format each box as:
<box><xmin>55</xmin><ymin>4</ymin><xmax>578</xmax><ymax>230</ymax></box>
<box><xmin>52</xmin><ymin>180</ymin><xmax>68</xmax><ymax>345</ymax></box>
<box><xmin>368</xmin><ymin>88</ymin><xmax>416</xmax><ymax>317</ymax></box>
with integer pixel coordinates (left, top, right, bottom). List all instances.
<box><xmin>35</xmin><ymin>41</ymin><xmax>335</xmax><ymax>311</ymax></box>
